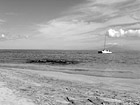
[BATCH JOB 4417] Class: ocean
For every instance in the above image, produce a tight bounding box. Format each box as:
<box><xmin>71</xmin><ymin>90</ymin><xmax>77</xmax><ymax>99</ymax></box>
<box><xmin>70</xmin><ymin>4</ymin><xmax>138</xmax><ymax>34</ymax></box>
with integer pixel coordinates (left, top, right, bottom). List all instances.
<box><xmin>0</xmin><ymin>49</ymin><xmax>140</xmax><ymax>79</ymax></box>
<box><xmin>0</xmin><ymin>49</ymin><xmax>140</xmax><ymax>65</ymax></box>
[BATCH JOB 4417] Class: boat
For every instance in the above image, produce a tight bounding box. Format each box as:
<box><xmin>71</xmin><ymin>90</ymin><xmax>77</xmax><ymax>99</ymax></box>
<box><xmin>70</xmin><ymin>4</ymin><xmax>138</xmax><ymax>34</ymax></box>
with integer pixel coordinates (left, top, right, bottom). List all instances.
<box><xmin>98</xmin><ymin>32</ymin><xmax>112</xmax><ymax>54</ymax></box>
<box><xmin>98</xmin><ymin>49</ymin><xmax>112</xmax><ymax>54</ymax></box>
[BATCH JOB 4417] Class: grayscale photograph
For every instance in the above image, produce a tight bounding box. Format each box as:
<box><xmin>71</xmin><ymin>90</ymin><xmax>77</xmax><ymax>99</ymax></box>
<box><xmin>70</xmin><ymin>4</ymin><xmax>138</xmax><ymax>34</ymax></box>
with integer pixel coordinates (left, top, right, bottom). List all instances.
<box><xmin>0</xmin><ymin>0</ymin><xmax>140</xmax><ymax>105</ymax></box>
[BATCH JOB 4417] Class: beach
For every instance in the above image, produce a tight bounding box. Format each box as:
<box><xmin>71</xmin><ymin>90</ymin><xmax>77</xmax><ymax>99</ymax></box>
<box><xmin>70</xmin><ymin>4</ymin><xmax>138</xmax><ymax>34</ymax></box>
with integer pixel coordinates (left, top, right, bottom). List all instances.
<box><xmin>0</xmin><ymin>50</ymin><xmax>139</xmax><ymax>105</ymax></box>
<box><xmin>1</xmin><ymin>0</ymin><xmax>140</xmax><ymax>104</ymax></box>
<box><xmin>0</xmin><ymin>62</ymin><xmax>140</xmax><ymax>105</ymax></box>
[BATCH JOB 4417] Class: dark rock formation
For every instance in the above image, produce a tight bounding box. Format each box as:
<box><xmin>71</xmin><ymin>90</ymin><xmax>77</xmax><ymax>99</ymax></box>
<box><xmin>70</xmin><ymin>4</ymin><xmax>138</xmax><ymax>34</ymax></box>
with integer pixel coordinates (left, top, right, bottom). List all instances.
<box><xmin>26</xmin><ymin>58</ymin><xmax>80</xmax><ymax>65</ymax></box>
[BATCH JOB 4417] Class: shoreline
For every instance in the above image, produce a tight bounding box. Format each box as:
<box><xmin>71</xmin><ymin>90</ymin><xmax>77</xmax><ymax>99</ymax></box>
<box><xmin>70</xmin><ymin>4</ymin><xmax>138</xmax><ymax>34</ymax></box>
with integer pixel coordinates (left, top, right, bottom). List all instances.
<box><xmin>0</xmin><ymin>63</ymin><xmax>140</xmax><ymax>104</ymax></box>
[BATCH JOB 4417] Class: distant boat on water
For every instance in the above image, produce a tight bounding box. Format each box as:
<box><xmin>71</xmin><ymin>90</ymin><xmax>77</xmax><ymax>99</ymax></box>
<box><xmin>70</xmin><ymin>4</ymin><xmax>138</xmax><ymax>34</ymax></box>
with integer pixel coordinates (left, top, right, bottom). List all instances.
<box><xmin>98</xmin><ymin>49</ymin><xmax>112</xmax><ymax>54</ymax></box>
<box><xmin>98</xmin><ymin>32</ymin><xmax>112</xmax><ymax>54</ymax></box>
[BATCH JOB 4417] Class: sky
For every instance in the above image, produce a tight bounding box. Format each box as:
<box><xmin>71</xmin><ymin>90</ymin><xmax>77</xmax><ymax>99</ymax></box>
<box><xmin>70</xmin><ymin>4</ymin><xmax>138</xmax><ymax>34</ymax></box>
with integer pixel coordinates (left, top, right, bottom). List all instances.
<box><xmin>0</xmin><ymin>0</ymin><xmax>140</xmax><ymax>50</ymax></box>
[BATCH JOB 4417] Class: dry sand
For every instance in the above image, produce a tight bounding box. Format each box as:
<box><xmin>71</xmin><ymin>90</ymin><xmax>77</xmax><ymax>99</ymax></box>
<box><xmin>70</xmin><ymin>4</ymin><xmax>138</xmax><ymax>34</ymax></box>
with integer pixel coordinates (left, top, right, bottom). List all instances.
<box><xmin>0</xmin><ymin>82</ymin><xmax>34</xmax><ymax>105</ymax></box>
<box><xmin>0</xmin><ymin>65</ymin><xmax>140</xmax><ymax>105</ymax></box>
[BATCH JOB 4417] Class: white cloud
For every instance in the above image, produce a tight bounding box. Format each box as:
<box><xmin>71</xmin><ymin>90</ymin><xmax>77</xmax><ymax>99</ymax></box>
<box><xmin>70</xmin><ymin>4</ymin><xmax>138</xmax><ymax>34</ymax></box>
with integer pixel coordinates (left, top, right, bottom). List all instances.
<box><xmin>38</xmin><ymin>20</ymin><xmax>102</xmax><ymax>41</ymax></box>
<box><xmin>68</xmin><ymin>0</ymin><xmax>139</xmax><ymax>23</ymax></box>
<box><xmin>88</xmin><ymin>0</ymin><xmax>128</xmax><ymax>4</ymax></box>
<box><xmin>38</xmin><ymin>0</ymin><xmax>140</xmax><ymax>39</ymax></box>
<box><xmin>1</xmin><ymin>34</ymin><xmax>5</xmax><ymax>37</ymax></box>
<box><xmin>0</xmin><ymin>19</ymin><xmax>6</xmax><ymax>23</ymax></box>
<box><xmin>107</xmin><ymin>28</ymin><xmax>140</xmax><ymax>37</ymax></box>
<box><xmin>107</xmin><ymin>42</ymin><xmax>118</xmax><ymax>45</ymax></box>
<box><xmin>0</xmin><ymin>32</ymin><xmax>29</xmax><ymax>41</ymax></box>
<box><xmin>33</xmin><ymin>0</ymin><xmax>140</xmax><ymax>49</ymax></box>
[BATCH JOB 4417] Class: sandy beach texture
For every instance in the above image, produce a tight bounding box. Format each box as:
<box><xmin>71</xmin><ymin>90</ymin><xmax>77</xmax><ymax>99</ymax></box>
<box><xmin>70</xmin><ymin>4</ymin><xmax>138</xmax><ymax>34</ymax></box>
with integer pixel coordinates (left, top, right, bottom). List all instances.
<box><xmin>0</xmin><ymin>85</ymin><xmax>34</xmax><ymax>105</ymax></box>
<box><xmin>0</xmin><ymin>63</ymin><xmax>140</xmax><ymax>105</ymax></box>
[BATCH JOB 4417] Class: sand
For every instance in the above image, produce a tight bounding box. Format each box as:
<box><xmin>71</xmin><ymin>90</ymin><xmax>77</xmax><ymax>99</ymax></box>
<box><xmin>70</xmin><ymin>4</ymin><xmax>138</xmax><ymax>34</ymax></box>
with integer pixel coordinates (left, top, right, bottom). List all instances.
<box><xmin>0</xmin><ymin>65</ymin><xmax>140</xmax><ymax>105</ymax></box>
<box><xmin>0</xmin><ymin>82</ymin><xmax>34</xmax><ymax>105</ymax></box>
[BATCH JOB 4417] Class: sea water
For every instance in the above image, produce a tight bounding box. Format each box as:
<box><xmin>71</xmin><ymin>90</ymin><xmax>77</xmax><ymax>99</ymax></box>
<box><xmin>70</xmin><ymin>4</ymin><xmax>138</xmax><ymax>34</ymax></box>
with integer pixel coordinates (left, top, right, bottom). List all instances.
<box><xmin>0</xmin><ymin>49</ymin><xmax>140</xmax><ymax>79</ymax></box>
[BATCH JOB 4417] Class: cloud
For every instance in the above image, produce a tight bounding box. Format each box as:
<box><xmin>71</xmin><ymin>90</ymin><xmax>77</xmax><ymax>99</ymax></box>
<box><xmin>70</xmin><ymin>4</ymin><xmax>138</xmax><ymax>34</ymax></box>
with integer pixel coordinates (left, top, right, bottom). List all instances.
<box><xmin>35</xmin><ymin>0</ymin><xmax>140</xmax><ymax>49</ymax></box>
<box><xmin>0</xmin><ymin>19</ymin><xmax>6</xmax><ymax>23</ymax></box>
<box><xmin>67</xmin><ymin>0</ymin><xmax>140</xmax><ymax>23</ymax></box>
<box><xmin>1</xmin><ymin>34</ymin><xmax>5</xmax><ymax>38</ymax></box>
<box><xmin>91</xmin><ymin>0</ymin><xmax>128</xmax><ymax>4</ymax></box>
<box><xmin>107</xmin><ymin>42</ymin><xmax>118</xmax><ymax>45</ymax></box>
<box><xmin>5</xmin><ymin>12</ymin><xmax>17</xmax><ymax>16</ymax></box>
<box><xmin>38</xmin><ymin>19</ymin><xmax>102</xmax><ymax>41</ymax></box>
<box><xmin>0</xmin><ymin>32</ymin><xmax>29</xmax><ymax>41</ymax></box>
<box><xmin>46</xmin><ymin>0</ymin><xmax>140</xmax><ymax>38</ymax></box>
<box><xmin>107</xmin><ymin>28</ymin><xmax>140</xmax><ymax>37</ymax></box>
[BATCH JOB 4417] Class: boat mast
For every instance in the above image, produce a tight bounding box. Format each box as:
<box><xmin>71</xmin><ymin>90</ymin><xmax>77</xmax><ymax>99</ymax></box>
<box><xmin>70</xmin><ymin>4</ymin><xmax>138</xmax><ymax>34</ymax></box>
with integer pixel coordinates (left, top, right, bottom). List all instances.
<box><xmin>104</xmin><ymin>32</ymin><xmax>107</xmax><ymax>50</ymax></box>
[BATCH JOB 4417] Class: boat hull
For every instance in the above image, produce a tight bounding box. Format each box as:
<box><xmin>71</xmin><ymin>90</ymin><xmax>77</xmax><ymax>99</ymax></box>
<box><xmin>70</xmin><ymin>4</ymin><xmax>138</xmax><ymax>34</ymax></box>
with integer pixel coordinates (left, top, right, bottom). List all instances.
<box><xmin>98</xmin><ymin>50</ymin><xmax>112</xmax><ymax>54</ymax></box>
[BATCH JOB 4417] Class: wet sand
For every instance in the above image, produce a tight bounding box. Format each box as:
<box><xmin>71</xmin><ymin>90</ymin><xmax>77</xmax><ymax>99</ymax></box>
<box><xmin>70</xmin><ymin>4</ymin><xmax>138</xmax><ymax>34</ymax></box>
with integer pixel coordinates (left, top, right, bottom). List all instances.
<box><xmin>0</xmin><ymin>64</ymin><xmax>140</xmax><ymax>105</ymax></box>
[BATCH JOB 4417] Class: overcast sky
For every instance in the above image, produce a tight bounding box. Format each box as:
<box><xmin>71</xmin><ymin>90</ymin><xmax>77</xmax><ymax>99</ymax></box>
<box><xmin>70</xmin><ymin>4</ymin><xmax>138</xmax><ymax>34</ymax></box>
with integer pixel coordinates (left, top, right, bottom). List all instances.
<box><xmin>0</xmin><ymin>0</ymin><xmax>140</xmax><ymax>50</ymax></box>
